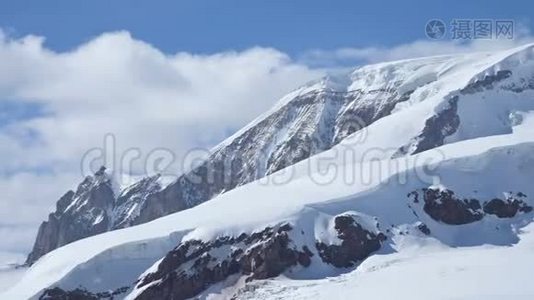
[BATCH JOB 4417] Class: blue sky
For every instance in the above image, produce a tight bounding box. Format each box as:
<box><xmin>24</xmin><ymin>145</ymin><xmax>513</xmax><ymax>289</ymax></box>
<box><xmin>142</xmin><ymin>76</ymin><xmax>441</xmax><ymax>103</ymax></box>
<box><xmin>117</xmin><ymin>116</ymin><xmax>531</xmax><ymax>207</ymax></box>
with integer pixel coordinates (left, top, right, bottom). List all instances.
<box><xmin>1</xmin><ymin>0</ymin><xmax>532</xmax><ymax>56</ymax></box>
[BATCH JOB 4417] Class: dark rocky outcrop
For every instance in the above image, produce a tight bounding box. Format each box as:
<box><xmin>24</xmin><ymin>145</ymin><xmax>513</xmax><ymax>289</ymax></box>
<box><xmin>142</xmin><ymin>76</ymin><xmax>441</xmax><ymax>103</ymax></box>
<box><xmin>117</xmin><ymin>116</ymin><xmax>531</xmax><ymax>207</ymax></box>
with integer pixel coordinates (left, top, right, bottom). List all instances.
<box><xmin>39</xmin><ymin>286</ymin><xmax>128</xmax><ymax>300</ymax></box>
<box><xmin>483</xmin><ymin>192</ymin><xmax>532</xmax><ymax>218</ymax></box>
<box><xmin>39</xmin><ymin>287</ymin><xmax>98</xmax><ymax>300</ymax></box>
<box><xmin>112</xmin><ymin>175</ymin><xmax>162</xmax><ymax>229</ymax></box>
<box><xmin>409</xmin><ymin>188</ymin><xmax>532</xmax><ymax>224</ymax></box>
<box><xmin>416</xmin><ymin>222</ymin><xmax>431</xmax><ymax>235</ymax></box>
<box><xmin>135</xmin><ymin>224</ymin><xmax>312</xmax><ymax>300</ymax></box>
<box><xmin>316</xmin><ymin>215</ymin><xmax>385</xmax><ymax>268</ymax></box>
<box><xmin>27</xmin><ymin>167</ymin><xmax>116</xmax><ymax>265</ymax></box>
<box><xmin>394</xmin><ymin>70</ymin><xmax>518</xmax><ymax>158</ymax></box>
<box><xmin>27</xmin><ymin>170</ymin><xmax>163</xmax><ymax>265</ymax></box>
<box><xmin>421</xmin><ymin>188</ymin><xmax>484</xmax><ymax>225</ymax></box>
<box><xmin>461</xmin><ymin>70</ymin><xmax>512</xmax><ymax>94</ymax></box>
<box><xmin>394</xmin><ymin>97</ymin><xmax>460</xmax><ymax>156</ymax></box>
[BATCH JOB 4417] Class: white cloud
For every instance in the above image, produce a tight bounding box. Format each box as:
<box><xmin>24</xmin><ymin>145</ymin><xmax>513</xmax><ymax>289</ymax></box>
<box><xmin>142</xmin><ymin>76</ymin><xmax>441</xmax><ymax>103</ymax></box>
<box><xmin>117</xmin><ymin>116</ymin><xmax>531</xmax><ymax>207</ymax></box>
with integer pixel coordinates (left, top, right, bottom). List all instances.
<box><xmin>0</xmin><ymin>30</ymin><xmax>324</xmax><ymax>173</ymax></box>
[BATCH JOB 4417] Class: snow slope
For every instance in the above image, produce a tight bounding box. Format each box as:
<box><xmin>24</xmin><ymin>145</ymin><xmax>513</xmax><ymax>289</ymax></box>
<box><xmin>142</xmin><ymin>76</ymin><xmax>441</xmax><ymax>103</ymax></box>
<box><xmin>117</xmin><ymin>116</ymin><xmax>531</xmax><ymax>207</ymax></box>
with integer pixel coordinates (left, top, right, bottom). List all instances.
<box><xmin>5</xmin><ymin>44</ymin><xmax>534</xmax><ymax>299</ymax></box>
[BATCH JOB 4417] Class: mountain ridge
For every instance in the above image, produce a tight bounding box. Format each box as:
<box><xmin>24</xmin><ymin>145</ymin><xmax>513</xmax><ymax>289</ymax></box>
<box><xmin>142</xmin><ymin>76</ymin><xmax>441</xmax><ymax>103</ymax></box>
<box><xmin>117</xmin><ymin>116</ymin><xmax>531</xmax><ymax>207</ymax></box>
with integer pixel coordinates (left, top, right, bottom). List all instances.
<box><xmin>13</xmin><ymin>43</ymin><xmax>534</xmax><ymax>300</ymax></box>
<box><xmin>26</xmin><ymin>50</ymin><xmax>456</xmax><ymax>264</ymax></box>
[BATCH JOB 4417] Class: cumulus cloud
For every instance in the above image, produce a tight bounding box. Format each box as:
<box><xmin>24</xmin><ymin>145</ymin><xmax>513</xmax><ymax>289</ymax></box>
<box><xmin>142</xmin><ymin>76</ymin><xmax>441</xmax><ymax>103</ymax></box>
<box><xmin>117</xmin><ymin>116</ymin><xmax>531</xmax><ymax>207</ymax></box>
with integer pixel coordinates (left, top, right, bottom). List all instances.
<box><xmin>0</xmin><ymin>31</ymin><xmax>324</xmax><ymax>174</ymax></box>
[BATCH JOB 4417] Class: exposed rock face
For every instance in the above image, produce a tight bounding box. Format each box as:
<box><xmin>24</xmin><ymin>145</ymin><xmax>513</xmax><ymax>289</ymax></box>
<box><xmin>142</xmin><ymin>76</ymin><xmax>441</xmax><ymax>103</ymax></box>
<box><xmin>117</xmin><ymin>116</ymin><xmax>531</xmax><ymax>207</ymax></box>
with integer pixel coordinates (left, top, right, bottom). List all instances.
<box><xmin>134</xmin><ymin>224</ymin><xmax>312</xmax><ymax>300</ymax></box>
<box><xmin>461</xmin><ymin>70</ymin><xmax>512</xmax><ymax>94</ymax></box>
<box><xmin>394</xmin><ymin>97</ymin><xmax>460</xmax><ymax>157</ymax></box>
<box><xmin>483</xmin><ymin>192</ymin><xmax>532</xmax><ymax>218</ymax></box>
<box><xmin>27</xmin><ymin>167</ymin><xmax>116</xmax><ymax>264</ymax></box>
<box><xmin>316</xmin><ymin>215</ymin><xmax>385</xmax><ymax>268</ymax></box>
<box><xmin>416</xmin><ymin>222</ymin><xmax>431</xmax><ymax>235</ymax></box>
<box><xmin>26</xmin><ymin>169</ymin><xmax>162</xmax><ymax>265</ymax></box>
<box><xmin>408</xmin><ymin>188</ymin><xmax>532</xmax><ymax>225</ymax></box>
<box><xmin>39</xmin><ymin>286</ymin><xmax>129</xmax><ymax>300</ymax></box>
<box><xmin>413</xmin><ymin>97</ymin><xmax>460</xmax><ymax>154</ymax></box>
<box><xmin>394</xmin><ymin>69</ymin><xmax>522</xmax><ymax>157</ymax></box>
<box><xmin>111</xmin><ymin>175</ymin><xmax>162</xmax><ymax>229</ymax></box>
<box><xmin>134</xmin><ymin>85</ymin><xmax>416</xmax><ymax>226</ymax></box>
<box><xmin>421</xmin><ymin>188</ymin><xmax>484</xmax><ymax>225</ymax></box>
<box><xmin>39</xmin><ymin>287</ymin><xmax>97</xmax><ymax>300</ymax></box>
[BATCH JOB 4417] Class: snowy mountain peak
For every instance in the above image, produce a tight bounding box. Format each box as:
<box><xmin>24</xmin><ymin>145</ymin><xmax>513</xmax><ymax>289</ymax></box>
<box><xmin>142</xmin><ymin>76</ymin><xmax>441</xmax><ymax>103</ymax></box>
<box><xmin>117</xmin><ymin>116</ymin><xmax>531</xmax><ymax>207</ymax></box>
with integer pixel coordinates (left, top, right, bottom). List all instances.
<box><xmin>12</xmin><ymin>44</ymin><xmax>534</xmax><ymax>300</ymax></box>
<box><xmin>27</xmin><ymin>44</ymin><xmax>534</xmax><ymax>265</ymax></box>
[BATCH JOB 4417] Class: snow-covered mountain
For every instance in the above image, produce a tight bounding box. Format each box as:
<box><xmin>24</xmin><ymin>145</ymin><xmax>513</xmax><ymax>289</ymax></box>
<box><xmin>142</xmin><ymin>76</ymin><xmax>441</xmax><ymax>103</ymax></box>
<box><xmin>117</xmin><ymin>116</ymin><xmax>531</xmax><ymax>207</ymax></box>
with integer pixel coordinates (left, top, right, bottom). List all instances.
<box><xmin>9</xmin><ymin>43</ymin><xmax>534</xmax><ymax>299</ymax></box>
<box><xmin>26</xmin><ymin>50</ymin><xmax>451</xmax><ymax>264</ymax></box>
